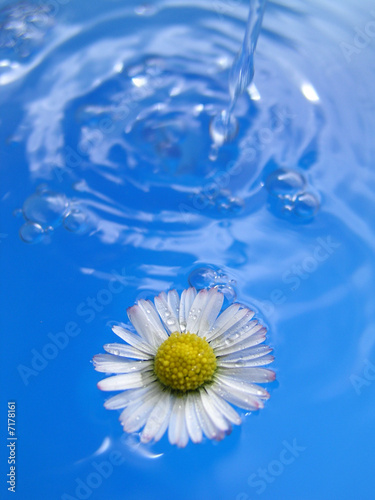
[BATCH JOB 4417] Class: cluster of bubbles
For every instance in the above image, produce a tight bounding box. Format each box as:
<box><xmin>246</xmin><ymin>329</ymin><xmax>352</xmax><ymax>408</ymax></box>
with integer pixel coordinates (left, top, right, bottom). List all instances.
<box><xmin>193</xmin><ymin>189</ymin><xmax>245</xmax><ymax>216</ymax></box>
<box><xmin>265</xmin><ymin>168</ymin><xmax>320</xmax><ymax>220</ymax></box>
<box><xmin>0</xmin><ymin>2</ymin><xmax>54</xmax><ymax>58</ymax></box>
<box><xmin>188</xmin><ymin>265</ymin><xmax>237</xmax><ymax>304</ymax></box>
<box><xmin>16</xmin><ymin>186</ymin><xmax>91</xmax><ymax>244</ymax></box>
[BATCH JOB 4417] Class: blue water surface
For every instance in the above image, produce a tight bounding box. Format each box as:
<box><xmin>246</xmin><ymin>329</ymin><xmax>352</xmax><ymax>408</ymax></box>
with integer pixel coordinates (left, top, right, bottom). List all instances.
<box><xmin>1</xmin><ymin>0</ymin><xmax>375</xmax><ymax>499</ymax></box>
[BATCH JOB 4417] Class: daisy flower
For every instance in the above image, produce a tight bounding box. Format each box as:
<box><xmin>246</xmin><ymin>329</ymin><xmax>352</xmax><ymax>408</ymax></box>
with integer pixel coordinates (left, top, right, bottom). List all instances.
<box><xmin>93</xmin><ymin>287</ymin><xmax>275</xmax><ymax>447</ymax></box>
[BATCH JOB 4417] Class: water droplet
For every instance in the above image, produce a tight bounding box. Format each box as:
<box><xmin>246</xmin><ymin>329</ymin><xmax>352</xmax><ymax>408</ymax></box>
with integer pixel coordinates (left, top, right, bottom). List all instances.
<box><xmin>188</xmin><ymin>267</ymin><xmax>217</xmax><ymax>289</ymax></box>
<box><xmin>292</xmin><ymin>191</ymin><xmax>320</xmax><ymax>218</ymax></box>
<box><xmin>217</xmin><ymin>194</ymin><xmax>244</xmax><ymax>214</ymax></box>
<box><xmin>62</xmin><ymin>209</ymin><xmax>89</xmax><ymax>234</ymax></box>
<box><xmin>22</xmin><ymin>190</ymin><xmax>69</xmax><ymax>228</ymax></box>
<box><xmin>213</xmin><ymin>284</ymin><xmax>237</xmax><ymax>304</ymax></box>
<box><xmin>166</xmin><ymin>318</ymin><xmax>175</xmax><ymax>326</ymax></box>
<box><xmin>209</xmin><ymin>110</ymin><xmax>238</xmax><ymax>146</ymax></box>
<box><xmin>265</xmin><ymin>168</ymin><xmax>306</xmax><ymax>198</ymax></box>
<box><xmin>19</xmin><ymin>222</ymin><xmax>45</xmax><ymax>244</ymax></box>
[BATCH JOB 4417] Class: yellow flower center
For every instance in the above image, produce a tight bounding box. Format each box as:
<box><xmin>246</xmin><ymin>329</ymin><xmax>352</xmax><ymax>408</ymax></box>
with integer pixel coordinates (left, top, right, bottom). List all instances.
<box><xmin>154</xmin><ymin>332</ymin><xmax>217</xmax><ymax>392</ymax></box>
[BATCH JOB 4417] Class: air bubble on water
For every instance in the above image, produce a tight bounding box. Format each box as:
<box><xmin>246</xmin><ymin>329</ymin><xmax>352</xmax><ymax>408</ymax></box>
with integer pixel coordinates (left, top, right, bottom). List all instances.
<box><xmin>213</xmin><ymin>284</ymin><xmax>237</xmax><ymax>304</ymax></box>
<box><xmin>292</xmin><ymin>191</ymin><xmax>320</xmax><ymax>218</ymax></box>
<box><xmin>188</xmin><ymin>267</ymin><xmax>217</xmax><ymax>289</ymax></box>
<box><xmin>209</xmin><ymin>110</ymin><xmax>238</xmax><ymax>146</ymax></box>
<box><xmin>63</xmin><ymin>209</ymin><xmax>89</xmax><ymax>234</ymax></box>
<box><xmin>188</xmin><ymin>267</ymin><xmax>237</xmax><ymax>301</ymax></box>
<box><xmin>265</xmin><ymin>168</ymin><xmax>306</xmax><ymax>198</ymax></box>
<box><xmin>22</xmin><ymin>190</ymin><xmax>69</xmax><ymax>228</ymax></box>
<box><xmin>19</xmin><ymin>222</ymin><xmax>45</xmax><ymax>244</ymax></box>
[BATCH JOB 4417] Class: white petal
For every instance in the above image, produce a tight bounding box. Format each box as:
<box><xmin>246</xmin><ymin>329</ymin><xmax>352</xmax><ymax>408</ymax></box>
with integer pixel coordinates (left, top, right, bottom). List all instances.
<box><xmin>200</xmin><ymin>388</ymin><xmax>231</xmax><ymax>432</ymax></box>
<box><xmin>210</xmin><ymin>310</ymin><xmax>256</xmax><ymax>349</ymax></box>
<box><xmin>168</xmin><ymin>397</ymin><xmax>189</xmax><ymax>448</ymax></box>
<box><xmin>194</xmin><ymin>390</ymin><xmax>226</xmax><ymax>440</ymax></box>
<box><xmin>140</xmin><ymin>300</ymin><xmax>170</xmax><ymax>345</ymax></box>
<box><xmin>93</xmin><ymin>354</ymin><xmax>153</xmax><ymax>374</ymax></box>
<box><xmin>205</xmin><ymin>303</ymin><xmax>242</xmax><ymax>342</ymax></box>
<box><xmin>211</xmin><ymin>385</ymin><xmax>261</xmax><ymax>411</ymax></box>
<box><xmin>219</xmin><ymin>345</ymin><xmax>273</xmax><ymax>362</ymax></box>
<box><xmin>217</xmin><ymin>354</ymin><xmax>275</xmax><ymax>368</ymax></box>
<box><xmin>216</xmin><ymin>373</ymin><xmax>271</xmax><ymax>398</ymax></box>
<box><xmin>205</xmin><ymin>386</ymin><xmax>241</xmax><ymax>425</ymax></box>
<box><xmin>213</xmin><ymin>330</ymin><xmax>267</xmax><ymax>356</ymax></box>
<box><xmin>97</xmin><ymin>371</ymin><xmax>156</xmax><ymax>391</ymax></box>
<box><xmin>120</xmin><ymin>387</ymin><xmax>162</xmax><ymax>433</ymax></box>
<box><xmin>112</xmin><ymin>325</ymin><xmax>156</xmax><ymax>355</ymax></box>
<box><xmin>168</xmin><ymin>290</ymin><xmax>180</xmax><ymax>322</ymax></box>
<box><xmin>210</xmin><ymin>319</ymin><xmax>260</xmax><ymax>350</ymax></box>
<box><xmin>195</xmin><ymin>288</ymin><xmax>224</xmax><ymax>337</ymax></box>
<box><xmin>185</xmin><ymin>392</ymin><xmax>203</xmax><ymax>444</ymax></box>
<box><xmin>127</xmin><ymin>301</ymin><xmax>167</xmax><ymax>347</ymax></box>
<box><xmin>104</xmin><ymin>386</ymin><xmax>152</xmax><ymax>410</ymax></box>
<box><xmin>186</xmin><ymin>289</ymin><xmax>210</xmax><ymax>334</ymax></box>
<box><xmin>154</xmin><ymin>396</ymin><xmax>173</xmax><ymax>443</ymax></box>
<box><xmin>218</xmin><ymin>366</ymin><xmax>276</xmax><ymax>383</ymax></box>
<box><xmin>154</xmin><ymin>290</ymin><xmax>181</xmax><ymax>334</ymax></box>
<box><xmin>212</xmin><ymin>375</ymin><xmax>270</xmax><ymax>411</ymax></box>
<box><xmin>104</xmin><ymin>343</ymin><xmax>153</xmax><ymax>360</ymax></box>
<box><xmin>208</xmin><ymin>307</ymin><xmax>251</xmax><ymax>346</ymax></box>
<box><xmin>179</xmin><ymin>287</ymin><xmax>197</xmax><ymax>333</ymax></box>
<box><xmin>141</xmin><ymin>391</ymin><xmax>172</xmax><ymax>444</ymax></box>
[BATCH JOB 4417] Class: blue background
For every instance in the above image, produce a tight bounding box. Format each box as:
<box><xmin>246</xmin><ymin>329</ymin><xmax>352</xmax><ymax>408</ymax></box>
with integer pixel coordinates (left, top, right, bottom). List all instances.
<box><xmin>1</xmin><ymin>0</ymin><xmax>375</xmax><ymax>499</ymax></box>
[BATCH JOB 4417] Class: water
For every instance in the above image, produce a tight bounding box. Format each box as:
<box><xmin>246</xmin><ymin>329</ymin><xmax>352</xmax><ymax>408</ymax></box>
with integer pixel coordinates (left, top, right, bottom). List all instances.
<box><xmin>1</xmin><ymin>0</ymin><xmax>375</xmax><ymax>499</ymax></box>
<box><xmin>210</xmin><ymin>0</ymin><xmax>267</xmax><ymax>147</ymax></box>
